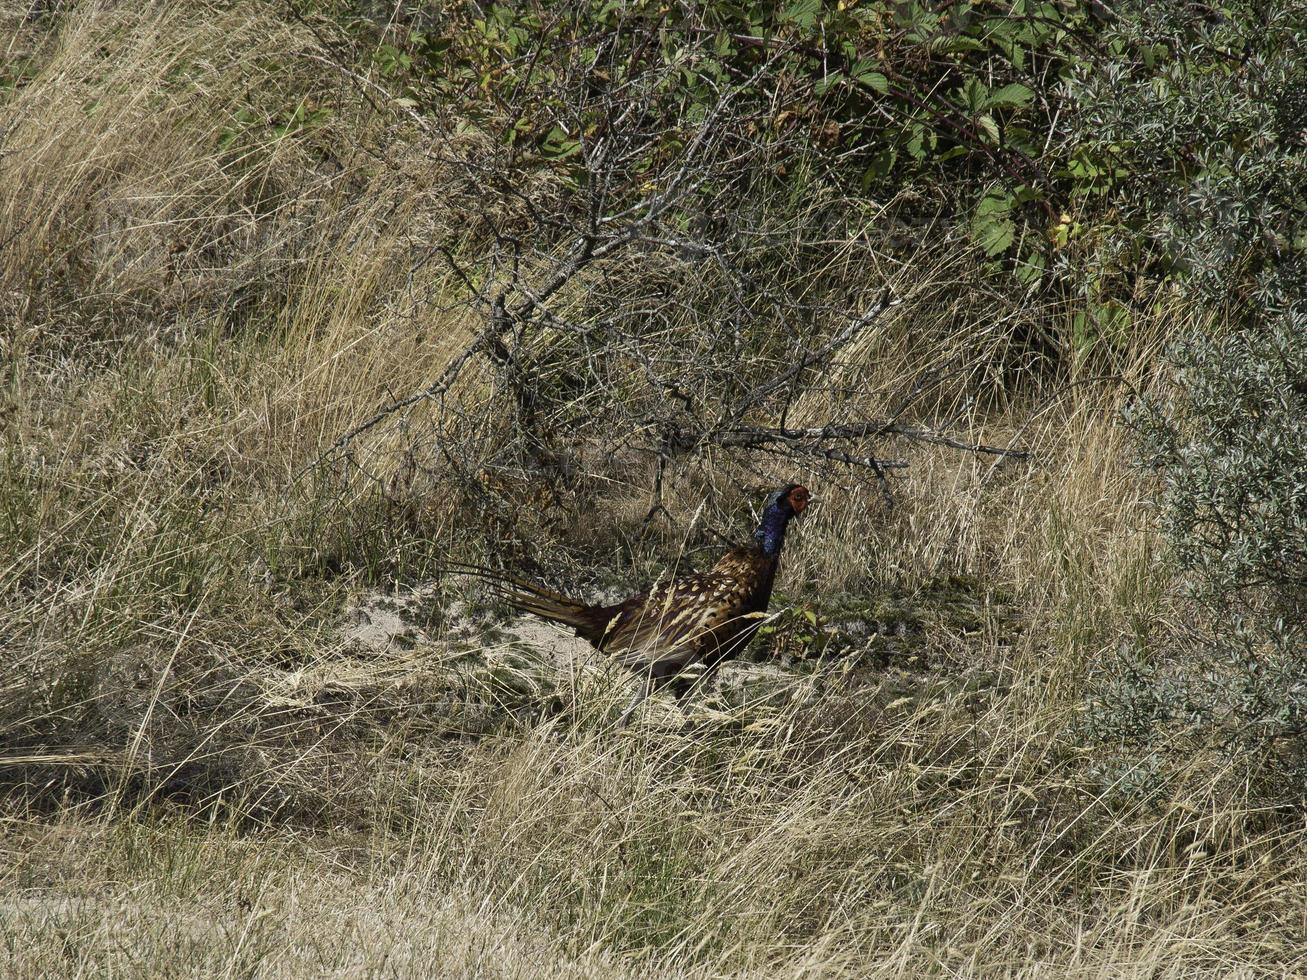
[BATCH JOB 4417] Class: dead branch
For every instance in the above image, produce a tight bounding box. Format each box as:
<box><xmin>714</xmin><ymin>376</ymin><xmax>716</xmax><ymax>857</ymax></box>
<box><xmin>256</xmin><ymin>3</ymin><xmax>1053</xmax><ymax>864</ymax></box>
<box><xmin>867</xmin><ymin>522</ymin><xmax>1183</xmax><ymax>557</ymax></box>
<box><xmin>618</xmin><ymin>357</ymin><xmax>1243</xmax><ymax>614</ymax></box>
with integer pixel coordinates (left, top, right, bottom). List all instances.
<box><xmin>703</xmin><ymin>421</ymin><xmax>1028</xmax><ymax>458</ymax></box>
<box><xmin>297</xmin><ymin>9</ymin><xmax>1033</xmax><ymax>515</ymax></box>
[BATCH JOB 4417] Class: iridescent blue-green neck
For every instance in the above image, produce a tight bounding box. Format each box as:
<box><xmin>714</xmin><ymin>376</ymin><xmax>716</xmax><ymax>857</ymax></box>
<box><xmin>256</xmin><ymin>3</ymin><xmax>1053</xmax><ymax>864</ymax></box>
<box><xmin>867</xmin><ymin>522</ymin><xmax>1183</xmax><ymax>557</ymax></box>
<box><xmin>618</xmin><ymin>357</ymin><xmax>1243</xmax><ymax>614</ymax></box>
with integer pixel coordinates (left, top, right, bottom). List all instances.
<box><xmin>752</xmin><ymin>504</ymin><xmax>794</xmax><ymax>558</ymax></box>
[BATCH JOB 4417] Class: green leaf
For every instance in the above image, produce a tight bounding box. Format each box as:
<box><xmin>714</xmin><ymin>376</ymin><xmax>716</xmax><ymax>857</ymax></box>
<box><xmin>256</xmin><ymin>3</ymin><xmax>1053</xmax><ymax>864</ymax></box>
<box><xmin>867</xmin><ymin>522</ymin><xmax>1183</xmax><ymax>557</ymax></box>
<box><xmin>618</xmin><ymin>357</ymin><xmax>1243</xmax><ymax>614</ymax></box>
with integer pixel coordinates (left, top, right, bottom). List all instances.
<box><xmin>1073</xmin><ymin>301</ymin><xmax>1132</xmax><ymax>356</ymax></box>
<box><xmin>960</xmin><ymin>76</ymin><xmax>989</xmax><ymax>112</ymax></box>
<box><xmin>976</xmin><ymin>113</ymin><xmax>1000</xmax><ymax>144</ymax></box>
<box><xmin>905</xmin><ymin>123</ymin><xmax>934</xmax><ymax>160</ymax></box>
<box><xmin>849</xmin><ymin>56</ymin><xmax>888</xmax><ymax>92</ymax></box>
<box><xmin>975</xmin><ymin>188</ymin><xmax>1012</xmax><ymax>221</ymax></box>
<box><xmin>972</xmin><ymin>187</ymin><xmax>1016</xmax><ymax>256</ymax></box>
<box><xmin>928</xmin><ymin>35</ymin><xmax>986</xmax><ymax>55</ymax></box>
<box><xmin>905</xmin><ymin>4</ymin><xmax>942</xmax><ymax>41</ymax></box>
<box><xmin>854</xmin><ymin>69</ymin><xmax>889</xmax><ymax>94</ymax></box>
<box><xmin>1095</xmin><ymin>300</ymin><xmax>1132</xmax><ymax>343</ymax></box>
<box><xmin>850</xmin><ymin>57</ymin><xmax>878</xmax><ymax>78</ymax></box>
<box><xmin>540</xmin><ymin>124</ymin><xmax>581</xmax><ymax>159</ymax></box>
<box><xmin>1071</xmin><ymin>311</ymin><xmax>1096</xmax><ymax>355</ymax></box>
<box><xmin>1015</xmin><ymin>249</ymin><xmax>1047</xmax><ymax>286</ymax></box>
<box><xmin>782</xmin><ymin>0</ymin><xmax>821</xmax><ymax>29</ymax></box>
<box><xmin>984</xmin><ymin>83</ymin><xmax>1035</xmax><ymax>109</ymax></box>
<box><xmin>374</xmin><ymin>43</ymin><xmax>412</xmax><ymax>76</ymax></box>
<box><xmin>1003</xmin><ymin>124</ymin><xmax>1039</xmax><ymax>156</ymax></box>
<box><xmin>815</xmin><ymin>71</ymin><xmax>845</xmax><ymax>96</ymax></box>
<box><xmin>862</xmin><ymin>146</ymin><xmax>897</xmax><ymax>188</ymax></box>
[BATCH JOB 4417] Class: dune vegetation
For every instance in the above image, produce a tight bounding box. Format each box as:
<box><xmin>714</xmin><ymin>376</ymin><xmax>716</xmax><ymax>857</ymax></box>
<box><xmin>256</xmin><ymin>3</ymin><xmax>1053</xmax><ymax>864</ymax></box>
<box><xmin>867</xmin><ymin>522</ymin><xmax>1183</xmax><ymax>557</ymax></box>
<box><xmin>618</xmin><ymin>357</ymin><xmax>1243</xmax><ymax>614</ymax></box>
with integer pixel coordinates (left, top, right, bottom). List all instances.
<box><xmin>3</xmin><ymin>2</ymin><xmax>1306</xmax><ymax>976</ymax></box>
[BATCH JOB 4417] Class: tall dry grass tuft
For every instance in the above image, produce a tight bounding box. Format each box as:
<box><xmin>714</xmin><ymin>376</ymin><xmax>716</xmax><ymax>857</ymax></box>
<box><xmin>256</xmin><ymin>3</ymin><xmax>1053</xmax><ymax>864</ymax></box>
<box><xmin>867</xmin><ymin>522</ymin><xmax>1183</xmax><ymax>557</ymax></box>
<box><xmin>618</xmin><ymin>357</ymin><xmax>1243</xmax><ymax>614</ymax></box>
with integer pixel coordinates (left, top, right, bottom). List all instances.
<box><xmin>5</xmin><ymin>5</ymin><xmax>312</xmax><ymax>334</ymax></box>
<box><xmin>0</xmin><ymin>1</ymin><xmax>480</xmax><ymax>817</ymax></box>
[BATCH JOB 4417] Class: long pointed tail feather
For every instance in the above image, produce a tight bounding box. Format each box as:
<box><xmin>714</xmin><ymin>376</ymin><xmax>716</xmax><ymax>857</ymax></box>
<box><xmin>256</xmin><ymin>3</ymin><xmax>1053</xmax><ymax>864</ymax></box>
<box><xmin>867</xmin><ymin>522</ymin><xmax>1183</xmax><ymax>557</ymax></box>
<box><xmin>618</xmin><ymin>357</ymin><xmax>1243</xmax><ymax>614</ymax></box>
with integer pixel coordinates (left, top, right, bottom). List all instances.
<box><xmin>440</xmin><ymin>562</ymin><xmax>607</xmax><ymax>638</ymax></box>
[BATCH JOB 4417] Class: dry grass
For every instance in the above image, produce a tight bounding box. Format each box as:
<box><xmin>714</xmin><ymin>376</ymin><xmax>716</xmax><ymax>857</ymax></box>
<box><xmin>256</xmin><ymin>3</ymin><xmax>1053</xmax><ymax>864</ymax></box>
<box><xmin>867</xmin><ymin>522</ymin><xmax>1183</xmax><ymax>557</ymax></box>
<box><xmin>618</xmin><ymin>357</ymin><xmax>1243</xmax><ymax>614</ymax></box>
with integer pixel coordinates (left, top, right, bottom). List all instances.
<box><xmin>3</xmin><ymin>4</ymin><xmax>1305</xmax><ymax>977</ymax></box>
<box><xmin>5</xmin><ymin>692</ymin><xmax>1305</xmax><ymax>977</ymax></box>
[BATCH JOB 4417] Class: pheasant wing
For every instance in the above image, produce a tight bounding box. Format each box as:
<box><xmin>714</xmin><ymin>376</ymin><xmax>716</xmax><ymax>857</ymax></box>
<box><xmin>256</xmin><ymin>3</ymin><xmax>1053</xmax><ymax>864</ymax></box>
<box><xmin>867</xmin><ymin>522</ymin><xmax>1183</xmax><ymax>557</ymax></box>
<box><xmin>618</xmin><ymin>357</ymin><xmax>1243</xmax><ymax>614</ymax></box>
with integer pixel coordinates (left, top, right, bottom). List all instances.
<box><xmin>601</xmin><ymin>573</ymin><xmax>763</xmax><ymax>670</ymax></box>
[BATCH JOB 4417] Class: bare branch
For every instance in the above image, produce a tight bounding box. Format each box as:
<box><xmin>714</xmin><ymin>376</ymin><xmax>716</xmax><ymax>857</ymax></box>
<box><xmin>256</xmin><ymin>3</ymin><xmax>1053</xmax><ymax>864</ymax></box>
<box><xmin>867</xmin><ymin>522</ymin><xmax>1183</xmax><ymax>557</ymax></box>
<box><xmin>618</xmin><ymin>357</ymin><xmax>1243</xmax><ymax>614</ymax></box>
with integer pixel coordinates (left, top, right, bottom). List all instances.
<box><xmin>295</xmin><ymin>9</ymin><xmax>1034</xmax><ymax>510</ymax></box>
<box><xmin>707</xmin><ymin>421</ymin><xmax>1030</xmax><ymax>459</ymax></box>
<box><xmin>724</xmin><ymin>287</ymin><xmax>900</xmax><ymax>426</ymax></box>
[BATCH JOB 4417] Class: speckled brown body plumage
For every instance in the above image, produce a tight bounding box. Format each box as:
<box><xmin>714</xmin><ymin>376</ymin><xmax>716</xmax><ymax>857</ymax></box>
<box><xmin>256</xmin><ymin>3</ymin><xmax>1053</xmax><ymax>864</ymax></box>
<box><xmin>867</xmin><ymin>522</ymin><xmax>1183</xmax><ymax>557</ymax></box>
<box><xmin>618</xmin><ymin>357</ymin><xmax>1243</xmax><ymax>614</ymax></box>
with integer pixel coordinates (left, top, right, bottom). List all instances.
<box><xmin>592</xmin><ymin>542</ymin><xmax>781</xmax><ymax>674</ymax></box>
<box><xmin>452</xmin><ymin>484</ymin><xmax>811</xmax><ymax>724</ymax></box>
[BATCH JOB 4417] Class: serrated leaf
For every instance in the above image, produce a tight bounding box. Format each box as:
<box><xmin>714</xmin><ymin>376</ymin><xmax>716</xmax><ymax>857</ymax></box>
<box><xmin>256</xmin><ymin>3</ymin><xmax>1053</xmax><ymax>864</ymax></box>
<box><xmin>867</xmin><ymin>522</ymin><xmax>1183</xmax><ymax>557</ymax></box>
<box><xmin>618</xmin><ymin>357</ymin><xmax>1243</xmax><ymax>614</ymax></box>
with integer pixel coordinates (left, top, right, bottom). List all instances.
<box><xmin>782</xmin><ymin>0</ymin><xmax>821</xmax><ymax>28</ymax></box>
<box><xmin>905</xmin><ymin>123</ymin><xmax>933</xmax><ymax>160</ymax></box>
<box><xmin>1015</xmin><ymin>249</ymin><xmax>1047</xmax><ymax>286</ymax></box>
<box><xmin>856</xmin><ymin>70</ymin><xmax>888</xmax><ymax>94</ymax></box>
<box><xmin>960</xmin><ymin>76</ymin><xmax>989</xmax><ymax>112</ymax></box>
<box><xmin>852</xmin><ymin>58</ymin><xmax>893</xmax><ymax>92</ymax></box>
<box><xmin>850</xmin><ymin>57</ymin><xmax>879</xmax><ymax>78</ymax></box>
<box><xmin>976</xmin><ymin>113</ymin><xmax>1000</xmax><ymax>144</ymax></box>
<box><xmin>972</xmin><ymin>188</ymin><xmax>1016</xmax><ymax>257</ymax></box>
<box><xmin>929</xmin><ymin>35</ymin><xmax>986</xmax><ymax>55</ymax></box>
<box><xmin>984</xmin><ymin>83</ymin><xmax>1035</xmax><ymax>109</ymax></box>
<box><xmin>976</xmin><ymin>188</ymin><xmax>1012</xmax><ymax>220</ymax></box>
<box><xmin>977</xmin><ymin>219</ymin><xmax>1014</xmax><ymax>257</ymax></box>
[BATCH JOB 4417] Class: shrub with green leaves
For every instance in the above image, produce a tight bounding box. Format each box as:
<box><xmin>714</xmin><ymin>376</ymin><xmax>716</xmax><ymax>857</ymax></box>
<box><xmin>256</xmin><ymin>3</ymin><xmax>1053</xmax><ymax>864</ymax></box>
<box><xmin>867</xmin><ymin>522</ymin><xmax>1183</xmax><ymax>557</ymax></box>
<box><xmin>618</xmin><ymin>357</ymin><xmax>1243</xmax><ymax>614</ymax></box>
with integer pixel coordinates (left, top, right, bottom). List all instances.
<box><xmin>1084</xmin><ymin>616</ymin><xmax>1307</xmax><ymax>804</ymax></box>
<box><xmin>1062</xmin><ymin>1</ymin><xmax>1307</xmax><ymax>798</ymax></box>
<box><xmin>345</xmin><ymin>0</ymin><xmax>1093</xmax><ymax>270</ymax></box>
<box><xmin>1130</xmin><ymin>311</ymin><xmax>1307</xmax><ymax>622</ymax></box>
<box><xmin>1093</xmin><ymin>302</ymin><xmax>1307</xmax><ymax>800</ymax></box>
<box><xmin>1081</xmin><ymin>0</ymin><xmax>1307</xmax><ymax>619</ymax></box>
<box><xmin>1065</xmin><ymin>1</ymin><xmax>1307</xmax><ymax>315</ymax></box>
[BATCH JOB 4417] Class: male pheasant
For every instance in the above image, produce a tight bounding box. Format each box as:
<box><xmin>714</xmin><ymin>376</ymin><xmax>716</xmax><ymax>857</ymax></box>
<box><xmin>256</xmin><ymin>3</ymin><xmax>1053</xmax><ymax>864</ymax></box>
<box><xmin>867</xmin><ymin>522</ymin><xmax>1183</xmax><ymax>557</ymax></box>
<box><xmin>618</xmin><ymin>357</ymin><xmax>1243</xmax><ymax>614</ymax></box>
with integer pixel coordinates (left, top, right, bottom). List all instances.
<box><xmin>452</xmin><ymin>483</ymin><xmax>811</xmax><ymax>725</ymax></box>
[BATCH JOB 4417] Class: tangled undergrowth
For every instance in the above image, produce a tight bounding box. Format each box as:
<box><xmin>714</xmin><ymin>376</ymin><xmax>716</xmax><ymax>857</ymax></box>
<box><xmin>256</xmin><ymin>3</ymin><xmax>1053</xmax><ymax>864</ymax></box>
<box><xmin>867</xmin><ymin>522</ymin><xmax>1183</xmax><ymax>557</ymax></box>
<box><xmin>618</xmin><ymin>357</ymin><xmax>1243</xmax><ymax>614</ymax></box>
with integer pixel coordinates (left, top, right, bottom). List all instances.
<box><xmin>3</xmin><ymin>3</ymin><xmax>1305</xmax><ymax>977</ymax></box>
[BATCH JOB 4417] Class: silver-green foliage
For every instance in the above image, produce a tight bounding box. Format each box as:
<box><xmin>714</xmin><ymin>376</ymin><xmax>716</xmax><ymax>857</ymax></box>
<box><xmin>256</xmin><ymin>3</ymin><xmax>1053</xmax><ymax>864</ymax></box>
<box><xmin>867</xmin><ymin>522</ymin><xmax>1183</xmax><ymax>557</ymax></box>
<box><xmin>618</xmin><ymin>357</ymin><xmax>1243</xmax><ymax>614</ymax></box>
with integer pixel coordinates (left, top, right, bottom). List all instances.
<box><xmin>1097</xmin><ymin>311</ymin><xmax>1307</xmax><ymax>800</ymax></box>
<box><xmin>1062</xmin><ymin>3</ymin><xmax>1307</xmax><ymax>797</ymax></box>
<box><xmin>1067</xmin><ymin>1</ymin><xmax>1307</xmax><ymax>314</ymax></box>
<box><xmin>1131</xmin><ymin>311</ymin><xmax>1307</xmax><ymax>619</ymax></box>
